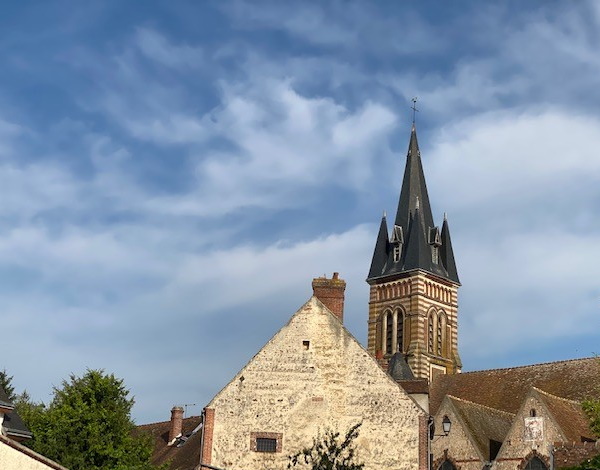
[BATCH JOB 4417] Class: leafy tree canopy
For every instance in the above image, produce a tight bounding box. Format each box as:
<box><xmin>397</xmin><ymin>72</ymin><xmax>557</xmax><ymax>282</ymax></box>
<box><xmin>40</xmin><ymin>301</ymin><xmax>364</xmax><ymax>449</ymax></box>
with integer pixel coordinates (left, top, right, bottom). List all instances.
<box><xmin>288</xmin><ymin>422</ymin><xmax>364</xmax><ymax>470</ymax></box>
<box><xmin>15</xmin><ymin>369</ymin><xmax>162</xmax><ymax>470</ymax></box>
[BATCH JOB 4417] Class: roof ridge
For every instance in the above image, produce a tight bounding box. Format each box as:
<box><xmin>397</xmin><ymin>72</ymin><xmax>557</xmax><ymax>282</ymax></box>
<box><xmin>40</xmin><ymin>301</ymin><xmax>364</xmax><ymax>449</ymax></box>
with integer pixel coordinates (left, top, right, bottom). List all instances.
<box><xmin>460</xmin><ymin>356</ymin><xmax>597</xmax><ymax>375</ymax></box>
<box><xmin>137</xmin><ymin>416</ymin><xmax>201</xmax><ymax>428</ymax></box>
<box><xmin>531</xmin><ymin>387</ymin><xmax>582</xmax><ymax>405</ymax></box>
<box><xmin>447</xmin><ymin>395</ymin><xmax>516</xmax><ymax>417</ymax></box>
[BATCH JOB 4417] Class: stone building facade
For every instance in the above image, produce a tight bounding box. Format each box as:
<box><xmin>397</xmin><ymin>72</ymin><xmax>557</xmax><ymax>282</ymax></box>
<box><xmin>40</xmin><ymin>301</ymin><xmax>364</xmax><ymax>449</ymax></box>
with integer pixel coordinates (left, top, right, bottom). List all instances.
<box><xmin>199</xmin><ymin>291</ymin><xmax>427</xmax><ymax>470</ymax></box>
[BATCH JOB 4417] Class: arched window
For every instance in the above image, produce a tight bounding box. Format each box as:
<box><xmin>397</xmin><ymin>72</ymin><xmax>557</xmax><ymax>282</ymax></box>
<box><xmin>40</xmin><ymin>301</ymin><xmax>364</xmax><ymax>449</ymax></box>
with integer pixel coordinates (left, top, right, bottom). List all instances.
<box><xmin>438</xmin><ymin>460</ymin><xmax>457</xmax><ymax>470</ymax></box>
<box><xmin>428</xmin><ymin>312</ymin><xmax>435</xmax><ymax>353</ymax></box>
<box><xmin>437</xmin><ymin>312</ymin><xmax>446</xmax><ymax>356</ymax></box>
<box><xmin>524</xmin><ymin>457</ymin><xmax>548</xmax><ymax>470</ymax></box>
<box><xmin>385</xmin><ymin>311</ymin><xmax>393</xmax><ymax>354</ymax></box>
<box><xmin>396</xmin><ymin>310</ymin><xmax>404</xmax><ymax>353</ymax></box>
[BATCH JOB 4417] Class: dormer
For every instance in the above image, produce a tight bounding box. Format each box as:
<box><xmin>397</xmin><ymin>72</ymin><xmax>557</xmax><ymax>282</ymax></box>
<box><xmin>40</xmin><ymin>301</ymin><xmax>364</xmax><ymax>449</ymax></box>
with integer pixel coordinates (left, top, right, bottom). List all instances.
<box><xmin>390</xmin><ymin>225</ymin><xmax>404</xmax><ymax>262</ymax></box>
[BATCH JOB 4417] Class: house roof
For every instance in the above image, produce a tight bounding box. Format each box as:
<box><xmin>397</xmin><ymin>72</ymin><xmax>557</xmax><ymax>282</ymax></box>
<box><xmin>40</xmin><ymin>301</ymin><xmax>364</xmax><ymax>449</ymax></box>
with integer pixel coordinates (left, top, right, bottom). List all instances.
<box><xmin>0</xmin><ymin>385</ymin><xmax>32</xmax><ymax>440</ymax></box>
<box><xmin>446</xmin><ymin>396</ymin><xmax>515</xmax><ymax>460</ymax></box>
<box><xmin>430</xmin><ymin>357</ymin><xmax>600</xmax><ymax>415</ymax></box>
<box><xmin>532</xmin><ymin>388</ymin><xmax>595</xmax><ymax>442</ymax></box>
<box><xmin>137</xmin><ymin>416</ymin><xmax>202</xmax><ymax>470</ymax></box>
<box><xmin>0</xmin><ymin>433</ymin><xmax>68</xmax><ymax>470</ymax></box>
<box><xmin>554</xmin><ymin>442</ymin><xmax>600</xmax><ymax>469</ymax></box>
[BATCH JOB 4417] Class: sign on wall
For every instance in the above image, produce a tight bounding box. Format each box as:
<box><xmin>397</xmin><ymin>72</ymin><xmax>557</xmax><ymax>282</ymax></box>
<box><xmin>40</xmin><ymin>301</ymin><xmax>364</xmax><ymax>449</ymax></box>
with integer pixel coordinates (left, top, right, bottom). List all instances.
<box><xmin>524</xmin><ymin>417</ymin><xmax>544</xmax><ymax>441</ymax></box>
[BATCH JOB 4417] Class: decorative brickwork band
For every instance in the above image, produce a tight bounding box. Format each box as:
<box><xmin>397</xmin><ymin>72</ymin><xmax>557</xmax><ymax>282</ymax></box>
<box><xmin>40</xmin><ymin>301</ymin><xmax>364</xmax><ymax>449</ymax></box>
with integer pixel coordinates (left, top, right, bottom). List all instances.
<box><xmin>312</xmin><ymin>272</ymin><xmax>346</xmax><ymax>322</ymax></box>
<box><xmin>200</xmin><ymin>407</ymin><xmax>215</xmax><ymax>466</ymax></box>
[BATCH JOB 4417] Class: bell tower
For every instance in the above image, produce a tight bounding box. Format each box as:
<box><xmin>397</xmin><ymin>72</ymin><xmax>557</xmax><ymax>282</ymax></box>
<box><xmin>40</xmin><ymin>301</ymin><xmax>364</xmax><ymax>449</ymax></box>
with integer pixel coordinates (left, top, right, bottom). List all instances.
<box><xmin>367</xmin><ymin>124</ymin><xmax>461</xmax><ymax>382</ymax></box>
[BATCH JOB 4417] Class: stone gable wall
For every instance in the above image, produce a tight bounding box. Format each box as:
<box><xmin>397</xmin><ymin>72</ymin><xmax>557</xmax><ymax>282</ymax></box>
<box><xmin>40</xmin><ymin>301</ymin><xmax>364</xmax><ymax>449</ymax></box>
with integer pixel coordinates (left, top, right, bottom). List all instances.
<box><xmin>206</xmin><ymin>297</ymin><xmax>425</xmax><ymax>470</ymax></box>
<box><xmin>431</xmin><ymin>401</ymin><xmax>483</xmax><ymax>470</ymax></box>
<box><xmin>493</xmin><ymin>395</ymin><xmax>563</xmax><ymax>470</ymax></box>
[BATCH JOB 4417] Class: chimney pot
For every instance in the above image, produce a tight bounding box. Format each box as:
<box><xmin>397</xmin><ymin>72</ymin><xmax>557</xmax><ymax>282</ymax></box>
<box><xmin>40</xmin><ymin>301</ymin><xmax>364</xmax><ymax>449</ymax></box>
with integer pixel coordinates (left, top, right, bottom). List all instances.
<box><xmin>169</xmin><ymin>406</ymin><xmax>184</xmax><ymax>443</ymax></box>
<box><xmin>312</xmin><ymin>272</ymin><xmax>346</xmax><ymax>322</ymax></box>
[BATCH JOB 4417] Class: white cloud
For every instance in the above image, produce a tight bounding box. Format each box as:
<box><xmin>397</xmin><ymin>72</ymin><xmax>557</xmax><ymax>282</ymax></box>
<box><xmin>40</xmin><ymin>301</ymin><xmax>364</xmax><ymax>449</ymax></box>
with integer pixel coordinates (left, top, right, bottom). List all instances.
<box><xmin>424</xmin><ymin>110</ymin><xmax>600</xmax><ymax>359</ymax></box>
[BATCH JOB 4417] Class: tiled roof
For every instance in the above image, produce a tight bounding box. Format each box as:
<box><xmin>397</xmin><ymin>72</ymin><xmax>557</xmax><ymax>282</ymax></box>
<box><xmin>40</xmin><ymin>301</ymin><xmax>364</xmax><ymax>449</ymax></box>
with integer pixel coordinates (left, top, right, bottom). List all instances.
<box><xmin>137</xmin><ymin>416</ymin><xmax>202</xmax><ymax>470</ymax></box>
<box><xmin>430</xmin><ymin>357</ymin><xmax>600</xmax><ymax>415</ymax></box>
<box><xmin>554</xmin><ymin>441</ymin><xmax>600</xmax><ymax>469</ymax></box>
<box><xmin>447</xmin><ymin>396</ymin><xmax>514</xmax><ymax>460</ymax></box>
<box><xmin>533</xmin><ymin>388</ymin><xmax>595</xmax><ymax>442</ymax></box>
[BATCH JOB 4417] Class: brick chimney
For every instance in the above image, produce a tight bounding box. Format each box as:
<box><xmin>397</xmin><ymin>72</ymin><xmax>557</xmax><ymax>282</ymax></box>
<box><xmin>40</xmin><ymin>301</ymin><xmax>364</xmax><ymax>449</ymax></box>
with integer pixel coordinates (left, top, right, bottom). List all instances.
<box><xmin>312</xmin><ymin>272</ymin><xmax>346</xmax><ymax>322</ymax></box>
<box><xmin>169</xmin><ymin>406</ymin><xmax>184</xmax><ymax>443</ymax></box>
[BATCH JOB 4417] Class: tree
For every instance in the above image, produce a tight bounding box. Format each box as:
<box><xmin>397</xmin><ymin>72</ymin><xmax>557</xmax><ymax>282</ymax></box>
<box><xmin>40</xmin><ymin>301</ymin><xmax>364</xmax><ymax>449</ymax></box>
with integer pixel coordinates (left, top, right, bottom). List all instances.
<box><xmin>0</xmin><ymin>368</ymin><xmax>16</xmax><ymax>401</ymax></box>
<box><xmin>288</xmin><ymin>423</ymin><xmax>365</xmax><ymax>470</ymax></box>
<box><xmin>582</xmin><ymin>397</ymin><xmax>600</xmax><ymax>438</ymax></box>
<box><xmin>17</xmin><ymin>369</ymin><xmax>161</xmax><ymax>470</ymax></box>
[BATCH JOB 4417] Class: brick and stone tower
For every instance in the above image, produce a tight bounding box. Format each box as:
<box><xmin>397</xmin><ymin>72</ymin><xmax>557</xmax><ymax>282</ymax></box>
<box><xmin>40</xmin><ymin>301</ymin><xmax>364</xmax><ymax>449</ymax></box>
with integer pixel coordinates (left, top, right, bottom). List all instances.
<box><xmin>367</xmin><ymin>124</ymin><xmax>461</xmax><ymax>382</ymax></box>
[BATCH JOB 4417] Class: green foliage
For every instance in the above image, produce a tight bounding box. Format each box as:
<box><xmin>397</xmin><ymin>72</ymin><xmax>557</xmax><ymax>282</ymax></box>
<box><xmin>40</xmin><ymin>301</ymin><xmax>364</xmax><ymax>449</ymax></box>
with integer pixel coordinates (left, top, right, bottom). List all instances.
<box><xmin>16</xmin><ymin>369</ymin><xmax>162</xmax><ymax>470</ymax></box>
<box><xmin>0</xmin><ymin>368</ymin><xmax>16</xmax><ymax>401</ymax></box>
<box><xmin>582</xmin><ymin>398</ymin><xmax>600</xmax><ymax>438</ymax></box>
<box><xmin>288</xmin><ymin>423</ymin><xmax>365</xmax><ymax>470</ymax></box>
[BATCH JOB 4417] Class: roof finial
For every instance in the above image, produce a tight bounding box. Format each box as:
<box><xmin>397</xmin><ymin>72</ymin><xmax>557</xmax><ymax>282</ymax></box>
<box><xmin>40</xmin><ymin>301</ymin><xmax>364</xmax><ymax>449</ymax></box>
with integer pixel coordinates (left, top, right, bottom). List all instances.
<box><xmin>411</xmin><ymin>97</ymin><xmax>419</xmax><ymax>126</ymax></box>
<box><xmin>415</xmin><ymin>196</ymin><xmax>420</xmax><ymax>210</ymax></box>
<box><xmin>444</xmin><ymin>212</ymin><xmax>447</xmax><ymax>221</ymax></box>
<box><xmin>383</xmin><ymin>210</ymin><xmax>387</xmax><ymax>218</ymax></box>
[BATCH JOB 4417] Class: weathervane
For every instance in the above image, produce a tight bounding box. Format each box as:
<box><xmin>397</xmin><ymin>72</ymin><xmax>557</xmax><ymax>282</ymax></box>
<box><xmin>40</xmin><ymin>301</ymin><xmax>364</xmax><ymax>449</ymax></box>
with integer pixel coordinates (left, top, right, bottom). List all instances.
<box><xmin>411</xmin><ymin>97</ymin><xmax>419</xmax><ymax>124</ymax></box>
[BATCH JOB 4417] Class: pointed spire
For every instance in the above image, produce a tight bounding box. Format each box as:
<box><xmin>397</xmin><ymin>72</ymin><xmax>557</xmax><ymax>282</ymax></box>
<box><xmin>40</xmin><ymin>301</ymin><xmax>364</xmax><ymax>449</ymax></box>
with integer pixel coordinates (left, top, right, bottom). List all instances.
<box><xmin>441</xmin><ymin>216</ymin><xmax>460</xmax><ymax>284</ymax></box>
<box><xmin>394</xmin><ymin>125</ymin><xmax>435</xmax><ymax>236</ymax></box>
<box><xmin>367</xmin><ymin>214</ymin><xmax>390</xmax><ymax>280</ymax></box>
<box><xmin>401</xmin><ymin>207</ymin><xmax>431</xmax><ymax>272</ymax></box>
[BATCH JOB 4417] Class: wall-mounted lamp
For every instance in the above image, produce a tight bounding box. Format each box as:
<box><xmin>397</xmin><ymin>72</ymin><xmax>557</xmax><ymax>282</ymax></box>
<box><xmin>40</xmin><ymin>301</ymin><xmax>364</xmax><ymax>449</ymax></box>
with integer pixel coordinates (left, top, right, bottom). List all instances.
<box><xmin>429</xmin><ymin>415</ymin><xmax>452</xmax><ymax>439</ymax></box>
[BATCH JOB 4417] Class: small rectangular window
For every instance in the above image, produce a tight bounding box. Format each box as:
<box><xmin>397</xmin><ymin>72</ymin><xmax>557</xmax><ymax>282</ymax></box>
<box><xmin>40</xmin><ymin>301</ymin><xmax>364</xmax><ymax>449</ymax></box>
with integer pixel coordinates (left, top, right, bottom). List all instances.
<box><xmin>302</xmin><ymin>340</ymin><xmax>310</xmax><ymax>350</ymax></box>
<box><xmin>256</xmin><ymin>438</ymin><xmax>277</xmax><ymax>452</ymax></box>
<box><xmin>251</xmin><ymin>432</ymin><xmax>282</xmax><ymax>453</ymax></box>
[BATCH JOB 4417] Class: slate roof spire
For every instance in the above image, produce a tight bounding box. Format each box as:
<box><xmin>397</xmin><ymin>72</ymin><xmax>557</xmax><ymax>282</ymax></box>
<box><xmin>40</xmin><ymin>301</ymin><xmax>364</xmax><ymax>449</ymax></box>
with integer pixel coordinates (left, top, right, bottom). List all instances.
<box><xmin>367</xmin><ymin>124</ymin><xmax>459</xmax><ymax>284</ymax></box>
<box><xmin>394</xmin><ymin>125</ymin><xmax>435</xmax><ymax>234</ymax></box>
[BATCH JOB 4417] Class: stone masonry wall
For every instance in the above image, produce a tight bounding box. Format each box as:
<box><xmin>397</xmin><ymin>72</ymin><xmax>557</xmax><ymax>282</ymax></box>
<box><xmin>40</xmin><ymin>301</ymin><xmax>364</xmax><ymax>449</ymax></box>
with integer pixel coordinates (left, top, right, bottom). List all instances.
<box><xmin>206</xmin><ymin>296</ymin><xmax>425</xmax><ymax>470</ymax></box>
<box><xmin>493</xmin><ymin>396</ymin><xmax>564</xmax><ymax>470</ymax></box>
<box><xmin>431</xmin><ymin>401</ymin><xmax>483</xmax><ymax>470</ymax></box>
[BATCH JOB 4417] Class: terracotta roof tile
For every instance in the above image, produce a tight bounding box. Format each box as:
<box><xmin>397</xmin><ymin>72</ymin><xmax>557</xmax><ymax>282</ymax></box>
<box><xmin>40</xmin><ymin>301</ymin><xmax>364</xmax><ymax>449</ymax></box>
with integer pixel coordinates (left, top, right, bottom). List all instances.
<box><xmin>533</xmin><ymin>388</ymin><xmax>595</xmax><ymax>442</ymax></box>
<box><xmin>554</xmin><ymin>441</ymin><xmax>600</xmax><ymax>469</ymax></box>
<box><xmin>137</xmin><ymin>416</ymin><xmax>202</xmax><ymax>470</ymax></box>
<box><xmin>430</xmin><ymin>357</ymin><xmax>600</xmax><ymax>415</ymax></box>
<box><xmin>447</xmin><ymin>396</ymin><xmax>514</xmax><ymax>459</ymax></box>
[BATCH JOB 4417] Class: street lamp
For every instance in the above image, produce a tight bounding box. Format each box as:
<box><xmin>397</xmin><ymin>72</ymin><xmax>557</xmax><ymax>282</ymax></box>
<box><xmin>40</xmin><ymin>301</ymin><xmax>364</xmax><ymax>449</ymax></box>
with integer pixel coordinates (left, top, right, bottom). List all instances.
<box><xmin>429</xmin><ymin>415</ymin><xmax>452</xmax><ymax>470</ymax></box>
<box><xmin>442</xmin><ymin>415</ymin><xmax>452</xmax><ymax>436</ymax></box>
<box><xmin>429</xmin><ymin>415</ymin><xmax>452</xmax><ymax>439</ymax></box>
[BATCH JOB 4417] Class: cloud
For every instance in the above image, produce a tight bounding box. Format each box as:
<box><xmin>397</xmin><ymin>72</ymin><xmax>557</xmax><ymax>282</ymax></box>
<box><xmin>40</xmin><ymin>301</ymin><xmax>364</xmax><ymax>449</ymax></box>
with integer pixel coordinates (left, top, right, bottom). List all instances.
<box><xmin>424</xmin><ymin>110</ymin><xmax>600</xmax><ymax>362</ymax></box>
<box><xmin>134</xmin><ymin>27</ymin><xmax>203</xmax><ymax>69</ymax></box>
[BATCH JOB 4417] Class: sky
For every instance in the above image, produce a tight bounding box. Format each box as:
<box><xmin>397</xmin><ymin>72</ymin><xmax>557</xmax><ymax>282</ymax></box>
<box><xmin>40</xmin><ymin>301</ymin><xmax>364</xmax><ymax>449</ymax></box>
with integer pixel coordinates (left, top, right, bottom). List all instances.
<box><xmin>1</xmin><ymin>1</ymin><xmax>599</xmax><ymax>424</ymax></box>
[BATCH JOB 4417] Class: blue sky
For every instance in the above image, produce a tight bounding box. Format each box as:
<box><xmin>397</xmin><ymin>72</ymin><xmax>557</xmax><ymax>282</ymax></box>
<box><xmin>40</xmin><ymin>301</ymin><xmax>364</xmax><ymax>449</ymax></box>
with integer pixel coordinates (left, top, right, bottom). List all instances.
<box><xmin>2</xmin><ymin>1</ymin><xmax>599</xmax><ymax>423</ymax></box>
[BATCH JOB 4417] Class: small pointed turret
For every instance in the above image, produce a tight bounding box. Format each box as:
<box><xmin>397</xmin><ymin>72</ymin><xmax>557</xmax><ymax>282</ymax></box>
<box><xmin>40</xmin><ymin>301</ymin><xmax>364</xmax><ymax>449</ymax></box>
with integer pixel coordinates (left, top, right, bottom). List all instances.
<box><xmin>368</xmin><ymin>214</ymin><xmax>390</xmax><ymax>279</ymax></box>
<box><xmin>441</xmin><ymin>216</ymin><xmax>460</xmax><ymax>284</ymax></box>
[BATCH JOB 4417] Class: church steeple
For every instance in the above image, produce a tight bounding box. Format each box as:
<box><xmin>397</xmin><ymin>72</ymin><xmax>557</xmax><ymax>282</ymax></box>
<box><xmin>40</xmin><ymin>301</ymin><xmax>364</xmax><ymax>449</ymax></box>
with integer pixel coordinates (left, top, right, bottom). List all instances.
<box><xmin>395</xmin><ymin>125</ymin><xmax>435</xmax><ymax>235</ymax></box>
<box><xmin>366</xmin><ymin>121</ymin><xmax>461</xmax><ymax>382</ymax></box>
<box><xmin>367</xmin><ymin>124</ymin><xmax>458</xmax><ymax>284</ymax></box>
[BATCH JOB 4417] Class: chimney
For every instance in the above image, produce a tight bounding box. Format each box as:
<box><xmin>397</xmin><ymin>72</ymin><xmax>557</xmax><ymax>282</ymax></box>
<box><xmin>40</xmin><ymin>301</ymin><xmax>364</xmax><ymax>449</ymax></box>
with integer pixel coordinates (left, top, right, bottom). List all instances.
<box><xmin>312</xmin><ymin>272</ymin><xmax>346</xmax><ymax>322</ymax></box>
<box><xmin>169</xmin><ymin>406</ymin><xmax>184</xmax><ymax>443</ymax></box>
